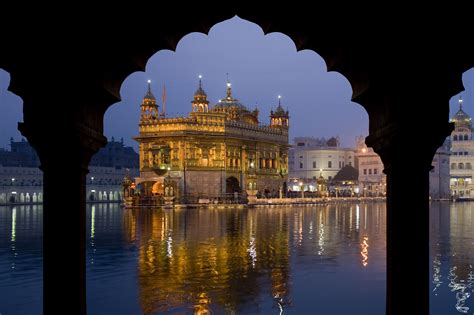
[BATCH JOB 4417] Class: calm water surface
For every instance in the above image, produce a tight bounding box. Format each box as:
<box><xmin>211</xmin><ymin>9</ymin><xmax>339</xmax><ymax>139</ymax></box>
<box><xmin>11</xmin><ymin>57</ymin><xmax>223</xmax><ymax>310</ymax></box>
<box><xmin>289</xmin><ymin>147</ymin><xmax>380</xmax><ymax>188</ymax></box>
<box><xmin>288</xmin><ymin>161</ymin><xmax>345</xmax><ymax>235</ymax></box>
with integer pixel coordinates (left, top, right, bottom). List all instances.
<box><xmin>0</xmin><ymin>202</ymin><xmax>469</xmax><ymax>314</ymax></box>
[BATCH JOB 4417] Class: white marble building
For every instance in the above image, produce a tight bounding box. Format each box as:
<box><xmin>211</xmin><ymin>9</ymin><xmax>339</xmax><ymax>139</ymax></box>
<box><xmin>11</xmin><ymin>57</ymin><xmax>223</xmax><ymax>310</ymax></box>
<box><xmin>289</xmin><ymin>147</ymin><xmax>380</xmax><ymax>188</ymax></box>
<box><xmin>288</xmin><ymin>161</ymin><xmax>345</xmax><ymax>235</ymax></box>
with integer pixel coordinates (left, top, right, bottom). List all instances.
<box><xmin>430</xmin><ymin>140</ymin><xmax>451</xmax><ymax>200</ymax></box>
<box><xmin>0</xmin><ymin>165</ymin><xmax>139</xmax><ymax>204</ymax></box>
<box><xmin>354</xmin><ymin>136</ymin><xmax>386</xmax><ymax>196</ymax></box>
<box><xmin>288</xmin><ymin>136</ymin><xmax>354</xmax><ymax>191</ymax></box>
<box><xmin>449</xmin><ymin>98</ymin><xmax>474</xmax><ymax>199</ymax></box>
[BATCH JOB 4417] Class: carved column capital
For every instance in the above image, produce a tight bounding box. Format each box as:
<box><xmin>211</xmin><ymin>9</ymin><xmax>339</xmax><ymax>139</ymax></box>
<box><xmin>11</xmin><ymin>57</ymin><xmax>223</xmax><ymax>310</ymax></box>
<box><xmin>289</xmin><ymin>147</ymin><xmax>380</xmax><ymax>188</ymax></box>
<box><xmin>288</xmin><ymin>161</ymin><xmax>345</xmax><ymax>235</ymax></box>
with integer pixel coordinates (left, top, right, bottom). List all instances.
<box><xmin>365</xmin><ymin>121</ymin><xmax>453</xmax><ymax>174</ymax></box>
<box><xmin>18</xmin><ymin>121</ymin><xmax>107</xmax><ymax>172</ymax></box>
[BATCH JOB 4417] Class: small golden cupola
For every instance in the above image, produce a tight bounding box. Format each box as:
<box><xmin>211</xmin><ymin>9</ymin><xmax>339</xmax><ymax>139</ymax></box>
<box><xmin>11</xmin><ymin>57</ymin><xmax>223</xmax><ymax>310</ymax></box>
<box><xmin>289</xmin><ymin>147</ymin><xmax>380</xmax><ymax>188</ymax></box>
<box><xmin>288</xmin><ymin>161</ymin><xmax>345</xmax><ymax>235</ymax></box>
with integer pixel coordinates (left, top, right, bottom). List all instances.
<box><xmin>140</xmin><ymin>80</ymin><xmax>159</xmax><ymax>124</ymax></box>
<box><xmin>191</xmin><ymin>75</ymin><xmax>209</xmax><ymax>113</ymax></box>
<box><xmin>212</xmin><ymin>77</ymin><xmax>258</xmax><ymax>124</ymax></box>
<box><xmin>270</xmin><ymin>95</ymin><xmax>289</xmax><ymax>128</ymax></box>
<box><xmin>451</xmin><ymin>97</ymin><xmax>472</xmax><ymax>131</ymax></box>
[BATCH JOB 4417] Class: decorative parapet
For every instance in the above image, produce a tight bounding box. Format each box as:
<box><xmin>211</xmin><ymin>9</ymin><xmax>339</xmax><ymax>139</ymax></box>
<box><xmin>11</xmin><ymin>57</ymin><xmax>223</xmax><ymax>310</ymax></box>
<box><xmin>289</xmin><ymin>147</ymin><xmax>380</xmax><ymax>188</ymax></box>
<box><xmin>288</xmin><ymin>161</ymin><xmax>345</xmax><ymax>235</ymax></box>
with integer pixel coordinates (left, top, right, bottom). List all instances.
<box><xmin>137</xmin><ymin>114</ymin><xmax>289</xmax><ymax>147</ymax></box>
<box><xmin>225</xmin><ymin>121</ymin><xmax>288</xmax><ymax>143</ymax></box>
<box><xmin>225</xmin><ymin>120</ymin><xmax>287</xmax><ymax>134</ymax></box>
<box><xmin>139</xmin><ymin>116</ymin><xmax>197</xmax><ymax>127</ymax></box>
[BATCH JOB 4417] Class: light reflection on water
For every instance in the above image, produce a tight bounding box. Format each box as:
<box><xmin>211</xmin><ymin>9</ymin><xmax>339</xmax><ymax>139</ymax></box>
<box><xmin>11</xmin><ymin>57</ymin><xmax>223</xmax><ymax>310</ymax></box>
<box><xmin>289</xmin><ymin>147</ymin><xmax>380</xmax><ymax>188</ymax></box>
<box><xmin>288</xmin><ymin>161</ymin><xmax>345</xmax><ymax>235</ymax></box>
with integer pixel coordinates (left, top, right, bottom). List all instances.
<box><xmin>0</xmin><ymin>201</ymin><xmax>420</xmax><ymax>314</ymax></box>
<box><xmin>0</xmin><ymin>205</ymin><xmax>43</xmax><ymax>314</ymax></box>
<box><xmin>430</xmin><ymin>202</ymin><xmax>474</xmax><ymax>314</ymax></box>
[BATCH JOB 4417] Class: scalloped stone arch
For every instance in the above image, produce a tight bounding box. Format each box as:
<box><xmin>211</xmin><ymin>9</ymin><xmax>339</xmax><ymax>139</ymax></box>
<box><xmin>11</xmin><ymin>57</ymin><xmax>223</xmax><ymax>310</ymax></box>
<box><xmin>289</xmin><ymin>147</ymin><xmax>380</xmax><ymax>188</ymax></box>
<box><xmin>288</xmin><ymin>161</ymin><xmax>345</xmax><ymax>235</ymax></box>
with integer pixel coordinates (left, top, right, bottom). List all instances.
<box><xmin>100</xmin><ymin>15</ymin><xmax>370</xmax><ymax>118</ymax></box>
<box><xmin>2</xmin><ymin>10</ymin><xmax>474</xmax><ymax>315</ymax></box>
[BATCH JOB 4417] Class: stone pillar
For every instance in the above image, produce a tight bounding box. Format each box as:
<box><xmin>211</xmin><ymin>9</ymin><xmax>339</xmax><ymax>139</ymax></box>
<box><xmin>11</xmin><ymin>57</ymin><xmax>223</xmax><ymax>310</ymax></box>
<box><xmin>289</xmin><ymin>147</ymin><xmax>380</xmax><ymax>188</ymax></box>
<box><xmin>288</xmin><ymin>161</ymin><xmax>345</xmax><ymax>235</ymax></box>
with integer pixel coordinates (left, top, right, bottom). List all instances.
<box><xmin>385</xmin><ymin>156</ymin><xmax>430</xmax><ymax>315</ymax></box>
<box><xmin>20</xmin><ymin>122</ymin><xmax>106</xmax><ymax>315</ymax></box>
<box><xmin>367</xmin><ymin>120</ymin><xmax>452</xmax><ymax>315</ymax></box>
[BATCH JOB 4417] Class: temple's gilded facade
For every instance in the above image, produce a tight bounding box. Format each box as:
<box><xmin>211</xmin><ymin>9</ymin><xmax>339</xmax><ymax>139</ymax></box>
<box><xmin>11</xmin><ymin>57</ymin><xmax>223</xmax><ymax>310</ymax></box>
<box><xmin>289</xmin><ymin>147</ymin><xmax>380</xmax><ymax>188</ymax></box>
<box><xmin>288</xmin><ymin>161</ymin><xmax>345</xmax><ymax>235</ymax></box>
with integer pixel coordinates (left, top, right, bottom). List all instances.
<box><xmin>134</xmin><ymin>78</ymin><xmax>289</xmax><ymax>202</ymax></box>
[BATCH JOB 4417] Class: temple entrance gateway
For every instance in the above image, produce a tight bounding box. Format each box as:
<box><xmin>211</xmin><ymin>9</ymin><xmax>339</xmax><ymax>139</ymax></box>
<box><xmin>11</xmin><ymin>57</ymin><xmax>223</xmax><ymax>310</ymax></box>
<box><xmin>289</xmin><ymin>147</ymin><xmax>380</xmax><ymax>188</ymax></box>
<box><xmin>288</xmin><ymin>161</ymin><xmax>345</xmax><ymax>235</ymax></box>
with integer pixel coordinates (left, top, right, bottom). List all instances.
<box><xmin>151</xmin><ymin>181</ymin><xmax>164</xmax><ymax>195</ymax></box>
<box><xmin>226</xmin><ymin>176</ymin><xmax>240</xmax><ymax>194</ymax></box>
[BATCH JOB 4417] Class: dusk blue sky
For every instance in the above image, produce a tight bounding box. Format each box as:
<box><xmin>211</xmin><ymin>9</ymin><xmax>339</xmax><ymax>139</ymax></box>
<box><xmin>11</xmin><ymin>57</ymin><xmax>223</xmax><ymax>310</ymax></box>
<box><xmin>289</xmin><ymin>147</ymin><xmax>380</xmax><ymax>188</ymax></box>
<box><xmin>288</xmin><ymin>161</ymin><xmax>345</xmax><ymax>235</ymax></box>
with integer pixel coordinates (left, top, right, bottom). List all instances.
<box><xmin>1</xmin><ymin>16</ymin><xmax>473</xmax><ymax>151</ymax></box>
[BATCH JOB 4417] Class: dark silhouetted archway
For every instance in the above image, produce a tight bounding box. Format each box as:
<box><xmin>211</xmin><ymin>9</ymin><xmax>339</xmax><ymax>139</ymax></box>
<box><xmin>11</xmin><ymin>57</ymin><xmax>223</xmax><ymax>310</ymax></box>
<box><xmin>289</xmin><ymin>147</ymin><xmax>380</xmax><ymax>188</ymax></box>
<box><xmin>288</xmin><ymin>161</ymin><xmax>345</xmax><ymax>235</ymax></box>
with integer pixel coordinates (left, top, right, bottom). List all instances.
<box><xmin>2</xmin><ymin>8</ymin><xmax>474</xmax><ymax>315</ymax></box>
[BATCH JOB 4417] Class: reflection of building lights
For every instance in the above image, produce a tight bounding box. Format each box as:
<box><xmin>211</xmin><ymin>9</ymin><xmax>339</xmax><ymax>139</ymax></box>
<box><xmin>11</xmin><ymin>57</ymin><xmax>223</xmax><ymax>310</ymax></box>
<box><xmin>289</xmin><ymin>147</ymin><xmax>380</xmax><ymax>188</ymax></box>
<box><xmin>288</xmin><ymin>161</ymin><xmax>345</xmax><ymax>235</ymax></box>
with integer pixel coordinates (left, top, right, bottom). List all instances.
<box><xmin>318</xmin><ymin>215</ymin><xmax>325</xmax><ymax>256</ymax></box>
<box><xmin>11</xmin><ymin>207</ymin><xmax>16</xmax><ymax>242</ymax></box>
<box><xmin>432</xmin><ymin>255</ymin><xmax>442</xmax><ymax>294</ymax></box>
<box><xmin>91</xmin><ymin>205</ymin><xmax>95</xmax><ymax>239</ymax></box>
<box><xmin>166</xmin><ymin>232</ymin><xmax>173</xmax><ymax>259</ymax></box>
<box><xmin>355</xmin><ymin>205</ymin><xmax>360</xmax><ymax>230</ymax></box>
<box><xmin>11</xmin><ymin>207</ymin><xmax>16</xmax><ymax>269</ymax></box>
<box><xmin>448</xmin><ymin>265</ymin><xmax>473</xmax><ymax>313</ymax></box>
<box><xmin>298</xmin><ymin>220</ymin><xmax>303</xmax><ymax>246</ymax></box>
<box><xmin>275</xmin><ymin>294</ymin><xmax>285</xmax><ymax>315</ymax></box>
<box><xmin>349</xmin><ymin>206</ymin><xmax>353</xmax><ymax>229</ymax></box>
<box><xmin>90</xmin><ymin>205</ymin><xmax>96</xmax><ymax>264</ymax></box>
<box><xmin>146</xmin><ymin>244</ymin><xmax>155</xmax><ymax>266</ymax></box>
<box><xmin>364</xmin><ymin>205</ymin><xmax>368</xmax><ymax>229</ymax></box>
<box><xmin>361</xmin><ymin>235</ymin><xmax>369</xmax><ymax>267</ymax></box>
<box><xmin>248</xmin><ymin>236</ymin><xmax>257</xmax><ymax>268</ymax></box>
<box><xmin>194</xmin><ymin>292</ymin><xmax>211</xmax><ymax>314</ymax></box>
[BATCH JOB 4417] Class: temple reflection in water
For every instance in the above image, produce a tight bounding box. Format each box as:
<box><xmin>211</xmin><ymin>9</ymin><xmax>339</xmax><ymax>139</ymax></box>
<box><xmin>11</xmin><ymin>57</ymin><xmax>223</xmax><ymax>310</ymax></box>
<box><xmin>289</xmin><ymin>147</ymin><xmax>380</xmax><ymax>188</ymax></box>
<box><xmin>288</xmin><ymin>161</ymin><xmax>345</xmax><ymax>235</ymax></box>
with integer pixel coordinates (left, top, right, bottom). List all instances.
<box><xmin>5</xmin><ymin>201</ymin><xmax>474</xmax><ymax>314</ymax></box>
<box><xmin>123</xmin><ymin>207</ymin><xmax>290</xmax><ymax>314</ymax></box>
<box><xmin>0</xmin><ymin>203</ymin><xmax>387</xmax><ymax>314</ymax></box>
<box><xmin>121</xmin><ymin>204</ymin><xmax>385</xmax><ymax>314</ymax></box>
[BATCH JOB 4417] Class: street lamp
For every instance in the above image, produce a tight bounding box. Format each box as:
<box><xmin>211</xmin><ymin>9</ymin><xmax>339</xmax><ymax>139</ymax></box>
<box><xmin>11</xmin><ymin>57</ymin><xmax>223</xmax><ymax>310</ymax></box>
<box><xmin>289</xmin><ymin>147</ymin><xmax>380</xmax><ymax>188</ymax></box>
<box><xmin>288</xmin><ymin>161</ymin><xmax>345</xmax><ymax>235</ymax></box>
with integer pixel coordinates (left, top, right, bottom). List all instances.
<box><xmin>89</xmin><ymin>177</ymin><xmax>95</xmax><ymax>201</ymax></box>
<box><xmin>11</xmin><ymin>178</ymin><xmax>15</xmax><ymax>186</ymax></box>
<box><xmin>299</xmin><ymin>182</ymin><xmax>304</xmax><ymax>198</ymax></box>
